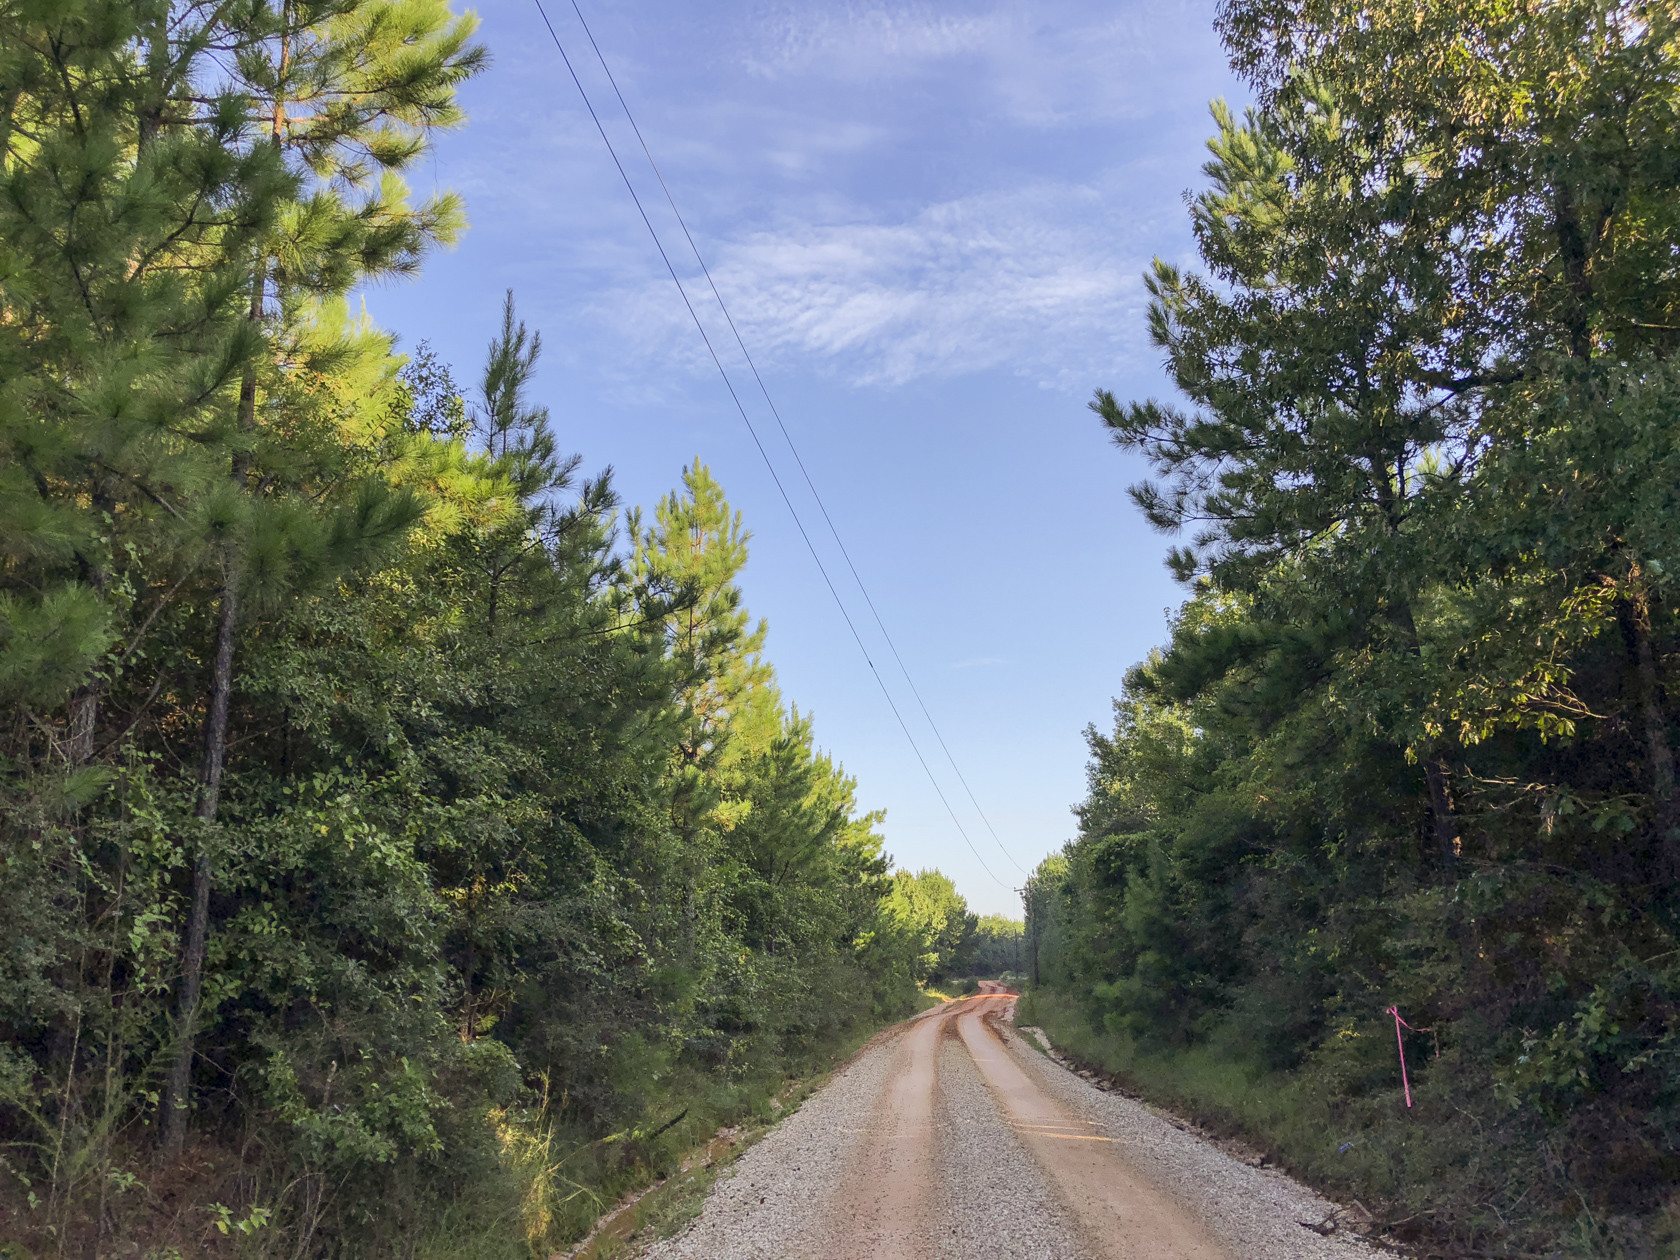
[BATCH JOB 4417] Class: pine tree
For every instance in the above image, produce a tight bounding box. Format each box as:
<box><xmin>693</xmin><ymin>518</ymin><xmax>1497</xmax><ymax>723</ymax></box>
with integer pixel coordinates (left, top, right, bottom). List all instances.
<box><xmin>1092</xmin><ymin>91</ymin><xmax>1476</xmax><ymax>864</ymax></box>
<box><xmin>0</xmin><ymin>10</ymin><xmax>934</xmax><ymax>1248</ymax></box>
<box><xmin>883</xmin><ymin>869</ymin><xmax>974</xmax><ymax>983</ymax></box>
<box><xmin>632</xmin><ymin>460</ymin><xmax>775</xmax><ymax>822</ymax></box>
<box><xmin>157</xmin><ymin>0</ymin><xmax>486</xmax><ymax>1155</ymax></box>
<box><xmin>1211</xmin><ymin>0</ymin><xmax>1680</xmax><ymax>871</ymax></box>
<box><xmin>0</xmin><ymin>0</ymin><xmax>286</xmax><ymax>777</ymax></box>
<box><xmin>421</xmin><ymin>290</ymin><xmax>623</xmax><ymax>1041</ymax></box>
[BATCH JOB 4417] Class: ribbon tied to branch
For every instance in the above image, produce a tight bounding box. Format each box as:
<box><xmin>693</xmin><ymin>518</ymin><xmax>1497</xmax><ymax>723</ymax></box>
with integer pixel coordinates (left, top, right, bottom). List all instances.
<box><xmin>1386</xmin><ymin>1005</ymin><xmax>1439</xmax><ymax>1109</ymax></box>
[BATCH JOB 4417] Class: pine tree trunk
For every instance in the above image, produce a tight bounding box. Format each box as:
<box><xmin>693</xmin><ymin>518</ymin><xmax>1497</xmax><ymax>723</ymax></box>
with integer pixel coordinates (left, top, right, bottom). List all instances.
<box><xmin>1371</xmin><ymin>460</ymin><xmax>1460</xmax><ymax>870</ymax></box>
<box><xmin>1550</xmin><ymin>178</ymin><xmax>1597</xmax><ymax>363</ymax></box>
<box><xmin>66</xmin><ymin>689</ymin><xmax>98</xmax><ymax>766</ymax></box>
<box><xmin>66</xmin><ymin>490</ymin><xmax>112</xmax><ymax>766</ymax></box>
<box><xmin>160</xmin><ymin>275</ymin><xmax>259</xmax><ymax>1155</ymax></box>
<box><xmin>160</xmin><ymin>560</ymin><xmax>238</xmax><ymax>1158</ymax></box>
<box><xmin>1390</xmin><ymin>599</ymin><xmax>1460</xmax><ymax>868</ymax></box>
<box><xmin>1423</xmin><ymin>755</ymin><xmax>1459</xmax><ymax>865</ymax></box>
<box><xmin>1618</xmin><ymin>589</ymin><xmax>1678</xmax><ymax>873</ymax></box>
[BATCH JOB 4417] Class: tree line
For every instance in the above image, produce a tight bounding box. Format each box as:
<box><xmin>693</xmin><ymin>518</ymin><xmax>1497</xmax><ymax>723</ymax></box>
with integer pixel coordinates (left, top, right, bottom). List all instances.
<box><xmin>1026</xmin><ymin>0</ymin><xmax>1680</xmax><ymax>1252</ymax></box>
<box><xmin>0</xmin><ymin>2</ymin><xmax>988</xmax><ymax>1254</ymax></box>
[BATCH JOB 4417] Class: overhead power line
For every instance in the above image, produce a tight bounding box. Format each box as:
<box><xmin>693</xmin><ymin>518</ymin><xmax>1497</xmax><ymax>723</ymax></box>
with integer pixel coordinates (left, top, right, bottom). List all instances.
<box><xmin>560</xmin><ymin>0</ymin><xmax>1028</xmax><ymax>880</ymax></box>
<box><xmin>530</xmin><ymin>0</ymin><xmax>1017</xmax><ymax>886</ymax></box>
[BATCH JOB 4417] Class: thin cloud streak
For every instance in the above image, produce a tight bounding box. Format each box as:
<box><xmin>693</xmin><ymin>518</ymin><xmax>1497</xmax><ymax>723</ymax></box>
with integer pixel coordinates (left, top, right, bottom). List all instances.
<box><xmin>596</xmin><ymin>182</ymin><xmax>1166</xmax><ymax>388</ymax></box>
<box><xmin>738</xmin><ymin>0</ymin><xmax>1219</xmax><ymax>127</ymax></box>
<box><xmin>419</xmin><ymin>0</ymin><xmax>1229</xmax><ymax>396</ymax></box>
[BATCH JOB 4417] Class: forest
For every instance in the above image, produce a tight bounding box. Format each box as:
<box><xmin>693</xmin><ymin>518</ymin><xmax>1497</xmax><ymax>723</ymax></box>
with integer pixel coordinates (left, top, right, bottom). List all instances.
<box><xmin>1025</xmin><ymin>0</ymin><xmax>1680</xmax><ymax>1254</ymax></box>
<box><xmin>0</xmin><ymin>2</ymin><xmax>991</xmax><ymax>1254</ymax></box>
<box><xmin>11</xmin><ymin>0</ymin><xmax>1680</xmax><ymax>1256</ymax></box>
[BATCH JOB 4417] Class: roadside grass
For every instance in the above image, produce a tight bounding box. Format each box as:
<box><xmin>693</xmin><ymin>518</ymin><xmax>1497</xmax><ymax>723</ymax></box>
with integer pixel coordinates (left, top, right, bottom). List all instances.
<box><xmin>561</xmin><ymin>1049</ymin><xmax>864</xmax><ymax>1260</ymax></box>
<box><xmin>412</xmin><ymin>993</ymin><xmax>939</xmax><ymax>1259</ymax></box>
<box><xmin>39</xmin><ymin>996</ymin><xmax>931</xmax><ymax>1260</ymax></box>
<box><xmin>576</xmin><ymin>1161</ymin><xmax>720</xmax><ymax>1260</ymax></box>
<box><xmin>1018</xmin><ymin>987</ymin><xmax>1324</xmax><ymax>1159</ymax></box>
<box><xmin>1018</xmin><ymin>987</ymin><xmax>1680</xmax><ymax>1258</ymax></box>
<box><xmin>1007</xmin><ymin>994</ymin><xmax>1323</xmax><ymax>1162</ymax></box>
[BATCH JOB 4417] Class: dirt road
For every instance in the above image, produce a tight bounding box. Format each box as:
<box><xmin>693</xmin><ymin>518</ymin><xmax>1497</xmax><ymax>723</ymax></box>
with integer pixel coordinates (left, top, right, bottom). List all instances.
<box><xmin>646</xmin><ymin>988</ymin><xmax>1381</xmax><ymax>1259</ymax></box>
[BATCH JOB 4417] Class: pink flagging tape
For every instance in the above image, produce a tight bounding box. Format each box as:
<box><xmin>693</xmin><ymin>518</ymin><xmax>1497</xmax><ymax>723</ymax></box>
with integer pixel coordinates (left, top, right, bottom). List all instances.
<box><xmin>1386</xmin><ymin>1005</ymin><xmax>1438</xmax><ymax>1109</ymax></box>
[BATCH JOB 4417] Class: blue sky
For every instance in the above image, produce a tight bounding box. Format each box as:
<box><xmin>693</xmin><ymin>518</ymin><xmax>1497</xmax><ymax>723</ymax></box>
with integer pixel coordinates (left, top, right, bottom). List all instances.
<box><xmin>365</xmin><ymin>0</ymin><xmax>1245</xmax><ymax>917</ymax></box>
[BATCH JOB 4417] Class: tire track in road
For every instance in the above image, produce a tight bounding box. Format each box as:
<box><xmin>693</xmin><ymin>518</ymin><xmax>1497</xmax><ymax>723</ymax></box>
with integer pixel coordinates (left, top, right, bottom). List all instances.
<box><xmin>821</xmin><ymin>998</ymin><xmax>947</xmax><ymax>1259</ymax></box>
<box><xmin>933</xmin><ymin>1013</ymin><xmax>1086</xmax><ymax>1259</ymax></box>
<box><xmin>956</xmin><ymin>998</ymin><xmax>1225</xmax><ymax>1259</ymax></box>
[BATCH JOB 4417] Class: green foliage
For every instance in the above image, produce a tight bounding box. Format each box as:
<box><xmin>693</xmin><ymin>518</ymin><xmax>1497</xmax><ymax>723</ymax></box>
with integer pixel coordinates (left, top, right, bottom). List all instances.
<box><xmin>0</xmin><ymin>5</ymin><xmax>940</xmax><ymax>1255</ymax></box>
<box><xmin>882</xmin><ymin>868</ymin><xmax>976</xmax><ymax>983</ymax></box>
<box><xmin>1039</xmin><ymin>1</ymin><xmax>1680</xmax><ymax>1252</ymax></box>
<box><xmin>964</xmin><ymin>915</ymin><xmax>1025</xmax><ymax>978</ymax></box>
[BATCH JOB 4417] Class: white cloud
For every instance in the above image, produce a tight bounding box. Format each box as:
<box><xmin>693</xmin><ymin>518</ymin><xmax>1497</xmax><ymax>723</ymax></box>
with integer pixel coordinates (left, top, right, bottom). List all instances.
<box><xmin>743</xmin><ymin>5</ymin><xmax>1004</xmax><ymax>78</ymax></box>
<box><xmin>598</xmin><ymin>181</ymin><xmax>1167</xmax><ymax>389</ymax></box>
<box><xmin>737</xmin><ymin>0</ymin><xmax>1223</xmax><ymax>127</ymax></box>
<box><xmin>425</xmin><ymin>0</ymin><xmax>1236</xmax><ymax>398</ymax></box>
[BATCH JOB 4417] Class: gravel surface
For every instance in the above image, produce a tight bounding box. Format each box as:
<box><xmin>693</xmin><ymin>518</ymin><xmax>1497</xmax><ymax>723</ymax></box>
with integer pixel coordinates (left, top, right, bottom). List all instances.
<box><xmin>642</xmin><ymin>1011</ymin><xmax>925</xmax><ymax>1260</ymax></box>
<box><xmin>932</xmin><ymin>1032</ymin><xmax>1085</xmax><ymax>1259</ymax></box>
<box><xmin>643</xmin><ymin>999</ymin><xmax>1390</xmax><ymax>1260</ymax></box>
<box><xmin>1004</xmin><ymin>1020</ymin><xmax>1386</xmax><ymax>1260</ymax></box>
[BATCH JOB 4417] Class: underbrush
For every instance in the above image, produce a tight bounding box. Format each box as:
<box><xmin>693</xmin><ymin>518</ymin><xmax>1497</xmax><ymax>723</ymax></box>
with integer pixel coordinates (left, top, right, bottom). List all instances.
<box><xmin>1019</xmin><ymin>988</ymin><xmax>1680</xmax><ymax>1259</ymax></box>
<box><xmin>463</xmin><ymin>1015</ymin><xmax>895</xmax><ymax>1258</ymax></box>
<box><xmin>0</xmin><ymin>1000</ymin><xmax>907</xmax><ymax>1260</ymax></box>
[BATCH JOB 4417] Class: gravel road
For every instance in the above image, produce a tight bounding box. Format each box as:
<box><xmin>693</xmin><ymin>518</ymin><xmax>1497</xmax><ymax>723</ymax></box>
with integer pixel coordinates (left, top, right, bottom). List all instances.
<box><xmin>643</xmin><ymin>988</ymin><xmax>1385</xmax><ymax>1259</ymax></box>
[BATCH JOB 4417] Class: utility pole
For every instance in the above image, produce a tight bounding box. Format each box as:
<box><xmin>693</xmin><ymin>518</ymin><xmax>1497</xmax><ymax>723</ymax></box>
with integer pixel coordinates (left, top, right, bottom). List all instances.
<box><xmin>1017</xmin><ymin>881</ymin><xmax>1040</xmax><ymax>987</ymax></box>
